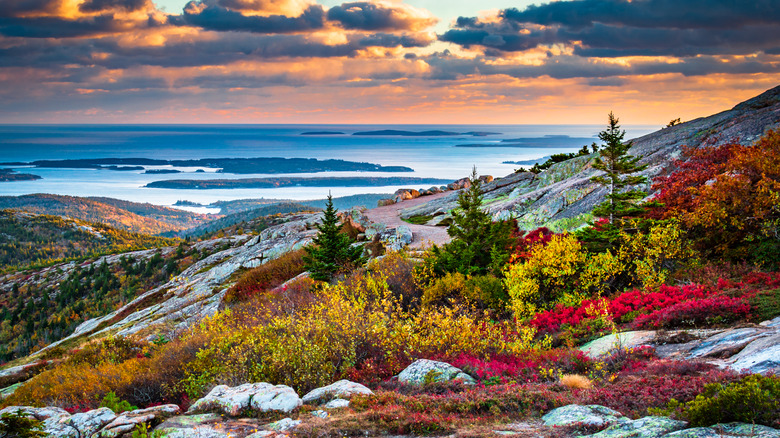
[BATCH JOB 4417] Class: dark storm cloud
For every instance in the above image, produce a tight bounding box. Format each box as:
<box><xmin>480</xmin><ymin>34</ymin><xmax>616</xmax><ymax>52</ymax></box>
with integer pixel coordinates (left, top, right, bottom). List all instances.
<box><xmin>173</xmin><ymin>1</ymin><xmax>325</xmax><ymax>33</ymax></box>
<box><xmin>0</xmin><ymin>0</ymin><xmax>61</xmax><ymax>17</ymax></box>
<box><xmin>441</xmin><ymin>0</ymin><xmax>780</xmax><ymax>57</ymax></box>
<box><xmin>0</xmin><ymin>14</ymin><xmax>161</xmax><ymax>37</ymax></box>
<box><xmin>79</xmin><ymin>0</ymin><xmax>148</xmax><ymax>12</ymax></box>
<box><xmin>500</xmin><ymin>0</ymin><xmax>780</xmax><ymax>30</ymax></box>
<box><xmin>327</xmin><ymin>2</ymin><xmax>435</xmax><ymax>31</ymax></box>
<box><xmin>0</xmin><ymin>28</ymin><xmax>432</xmax><ymax>73</ymax></box>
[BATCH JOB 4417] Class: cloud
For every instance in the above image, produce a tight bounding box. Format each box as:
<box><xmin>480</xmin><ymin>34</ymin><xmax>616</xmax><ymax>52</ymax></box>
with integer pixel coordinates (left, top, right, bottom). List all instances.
<box><xmin>79</xmin><ymin>0</ymin><xmax>149</xmax><ymax>13</ymax></box>
<box><xmin>174</xmin><ymin>1</ymin><xmax>325</xmax><ymax>33</ymax></box>
<box><xmin>327</xmin><ymin>1</ymin><xmax>436</xmax><ymax>31</ymax></box>
<box><xmin>442</xmin><ymin>0</ymin><xmax>780</xmax><ymax>57</ymax></box>
<box><xmin>0</xmin><ymin>0</ymin><xmax>164</xmax><ymax>38</ymax></box>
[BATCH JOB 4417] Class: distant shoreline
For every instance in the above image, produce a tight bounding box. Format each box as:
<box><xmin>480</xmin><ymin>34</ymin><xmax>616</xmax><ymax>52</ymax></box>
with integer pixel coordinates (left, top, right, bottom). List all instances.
<box><xmin>146</xmin><ymin>176</ymin><xmax>453</xmax><ymax>190</ymax></box>
<box><xmin>2</xmin><ymin>157</ymin><xmax>413</xmax><ymax>174</ymax></box>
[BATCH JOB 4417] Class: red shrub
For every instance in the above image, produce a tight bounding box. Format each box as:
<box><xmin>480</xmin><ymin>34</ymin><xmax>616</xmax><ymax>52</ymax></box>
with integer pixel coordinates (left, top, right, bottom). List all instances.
<box><xmin>587</xmin><ymin>361</ymin><xmax>740</xmax><ymax>418</ymax></box>
<box><xmin>632</xmin><ymin>296</ymin><xmax>751</xmax><ymax>329</ymax></box>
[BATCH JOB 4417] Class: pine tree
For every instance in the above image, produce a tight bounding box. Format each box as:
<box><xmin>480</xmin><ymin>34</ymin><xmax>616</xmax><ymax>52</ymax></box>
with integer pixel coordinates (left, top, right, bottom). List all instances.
<box><xmin>431</xmin><ymin>167</ymin><xmax>515</xmax><ymax>276</ymax></box>
<box><xmin>303</xmin><ymin>194</ymin><xmax>364</xmax><ymax>282</ymax></box>
<box><xmin>591</xmin><ymin>112</ymin><xmax>649</xmax><ymax>224</ymax></box>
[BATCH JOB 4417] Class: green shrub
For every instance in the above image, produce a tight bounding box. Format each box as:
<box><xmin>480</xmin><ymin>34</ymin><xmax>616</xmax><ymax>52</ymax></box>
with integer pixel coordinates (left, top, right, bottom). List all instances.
<box><xmin>463</xmin><ymin>275</ymin><xmax>509</xmax><ymax>311</ymax></box>
<box><xmin>749</xmin><ymin>288</ymin><xmax>780</xmax><ymax>322</ymax></box>
<box><xmin>100</xmin><ymin>391</ymin><xmax>137</xmax><ymax>413</ymax></box>
<box><xmin>681</xmin><ymin>374</ymin><xmax>780</xmax><ymax>427</ymax></box>
<box><xmin>0</xmin><ymin>410</ymin><xmax>46</xmax><ymax>438</ymax></box>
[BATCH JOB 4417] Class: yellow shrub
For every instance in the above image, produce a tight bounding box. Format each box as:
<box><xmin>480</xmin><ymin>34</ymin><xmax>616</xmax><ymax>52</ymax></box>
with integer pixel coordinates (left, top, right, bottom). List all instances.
<box><xmin>504</xmin><ymin>234</ymin><xmax>586</xmax><ymax>317</ymax></box>
<box><xmin>183</xmin><ymin>268</ymin><xmax>543</xmax><ymax>396</ymax></box>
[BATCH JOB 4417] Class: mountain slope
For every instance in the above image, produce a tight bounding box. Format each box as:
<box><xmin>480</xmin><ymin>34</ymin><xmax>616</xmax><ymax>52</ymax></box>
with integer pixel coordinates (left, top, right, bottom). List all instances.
<box><xmin>0</xmin><ymin>209</ymin><xmax>178</xmax><ymax>270</ymax></box>
<box><xmin>0</xmin><ymin>194</ymin><xmax>215</xmax><ymax>235</ymax></box>
<box><xmin>399</xmin><ymin>85</ymin><xmax>780</xmax><ymax>231</ymax></box>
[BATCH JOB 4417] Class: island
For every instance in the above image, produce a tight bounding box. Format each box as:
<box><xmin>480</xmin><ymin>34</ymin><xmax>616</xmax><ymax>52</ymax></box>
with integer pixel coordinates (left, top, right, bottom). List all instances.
<box><xmin>146</xmin><ymin>176</ymin><xmax>452</xmax><ymax>190</ymax></box>
<box><xmin>352</xmin><ymin>130</ymin><xmax>499</xmax><ymax>137</ymax></box>
<box><xmin>145</xmin><ymin>169</ymin><xmax>182</xmax><ymax>174</ymax></box>
<box><xmin>503</xmin><ymin>156</ymin><xmax>552</xmax><ymax>165</ymax></box>
<box><xmin>4</xmin><ymin>157</ymin><xmax>414</xmax><ymax>174</ymax></box>
<box><xmin>456</xmin><ymin>136</ymin><xmax>594</xmax><ymax>148</ymax></box>
<box><xmin>173</xmin><ymin>200</ymin><xmax>204</xmax><ymax>207</ymax></box>
<box><xmin>0</xmin><ymin>169</ymin><xmax>42</xmax><ymax>182</ymax></box>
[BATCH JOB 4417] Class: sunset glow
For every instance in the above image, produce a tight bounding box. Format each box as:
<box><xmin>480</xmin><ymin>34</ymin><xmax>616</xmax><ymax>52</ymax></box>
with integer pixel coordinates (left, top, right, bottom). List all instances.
<box><xmin>1</xmin><ymin>0</ymin><xmax>779</xmax><ymax>124</ymax></box>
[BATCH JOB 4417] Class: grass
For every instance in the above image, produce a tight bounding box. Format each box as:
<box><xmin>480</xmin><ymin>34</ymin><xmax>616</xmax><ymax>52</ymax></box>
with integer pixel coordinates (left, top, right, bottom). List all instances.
<box><xmin>404</xmin><ymin>215</ymin><xmax>434</xmax><ymax>225</ymax></box>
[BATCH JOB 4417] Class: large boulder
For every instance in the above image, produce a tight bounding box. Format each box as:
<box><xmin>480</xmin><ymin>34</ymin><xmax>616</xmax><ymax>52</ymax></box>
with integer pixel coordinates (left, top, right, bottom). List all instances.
<box><xmin>396</xmin><ymin>359</ymin><xmax>476</xmax><ymax>385</ymax></box>
<box><xmin>726</xmin><ymin>332</ymin><xmax>780</xmax><ymax>374</ymax></box>
<box><xmin>579</xmin><ymin>331</ymin><xmax>656</xmax><ymax>358</ymax></box>
<box><xmin>587</xmin><ymin>416</ymin><xmax>687</xmax><ymax>438</ymax></box>
<box><xmin>542</xmin><ymin>404</ymin><xmax>626</xmax><ymax>428</ymax></box>
<box><xmin>188</xmin><ymin>383</ymin><xmax>301</xmax><ymax>416</ymax></box>
<box><xmin>685</xmin><ymin>327</ymin><xmax>773</xmax><ymax>359</ymax></box>
<box><xmin>301</xmin><ymin>380</ymin><xmax>373</xmax><ymax>405</ymax></box>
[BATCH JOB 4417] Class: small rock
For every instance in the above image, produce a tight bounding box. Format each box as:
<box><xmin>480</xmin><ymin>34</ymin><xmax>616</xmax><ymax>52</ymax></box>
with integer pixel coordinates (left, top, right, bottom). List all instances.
<box><xmin>377</xmin><ymin>198</ymin><xmax>395</xmax><ymax>207</ymax></box>
<box><xmin>323</xmin><ymin>398</ymin><xmax>350</xmax><ymax>409</ymax></box>
<box><xmin>246</xmin><ymin>432</ymin><xmax>278</xmax><ymax>438</ymax></box>
<box><xmin>542</xmin><ymin>404</ymin><xmax>625</xmax><ymax>428</ymax></box>
<box><xmin>311</xmin><ymin>410</ymin><xmax>329</xmax><ymax>418</ymax></box>
<box><xmin>264</xmin><ymin>417</ymin><xmax>301</xmax><ymax>432</ymax></box>
<box><xmin>712</xmin><ymin>422</ymin><xmax>780</xmax><ymax>437</ymax></box>
<box><xmin>301</xmin><ymin>379</ymin><xmax>373</xmax><ymax>405</ymax></box>
<box><xmin>588</xmin><ymin>416</ymin><xmax>687</xmax><ymax>438</ymax></box>
<box><xmin>396</xmin><ymin>359</ymin><xmax>476</xmax><ymax>385</ymax></box>
<box><xmin>662</xmin><ymin>428</ymin><xmax>728</xmax><ymax>438</ymax></box>
<box><xmin>395</xmin><ymin>226</ymin><xmax>413</xmax><ymax>246</ymax></box>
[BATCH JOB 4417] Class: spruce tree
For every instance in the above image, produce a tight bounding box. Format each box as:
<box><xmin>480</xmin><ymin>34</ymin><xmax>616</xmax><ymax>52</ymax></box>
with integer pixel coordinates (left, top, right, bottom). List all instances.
<box><xmin>303</xmin><ymin>194</ymin><xmax>363</xmax><ymax>282</ymax></box>
<box><xmin>591</xmin><ymin>112</ymin><xmax>649</xmax><ymax>224</ymax></box>
<box><xmin>431</xmin><ymin>167</ymin><xmax>515</xmax><ymax>276</ymax></box>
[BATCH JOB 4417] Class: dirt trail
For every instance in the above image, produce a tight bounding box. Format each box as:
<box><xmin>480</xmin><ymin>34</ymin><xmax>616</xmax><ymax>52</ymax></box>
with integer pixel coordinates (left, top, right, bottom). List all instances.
<box><xmin>363</xmin><ymin>191</ymin><xmax>452</xmax><ymax>249</ymax></box>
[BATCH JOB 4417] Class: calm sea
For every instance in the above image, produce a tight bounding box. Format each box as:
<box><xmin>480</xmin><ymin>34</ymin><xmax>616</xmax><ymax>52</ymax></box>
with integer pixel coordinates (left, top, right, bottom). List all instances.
<box><xmin>0</xmin><ymin>124</ymin><xmax>657</xmax><ymax>213</ymax></box>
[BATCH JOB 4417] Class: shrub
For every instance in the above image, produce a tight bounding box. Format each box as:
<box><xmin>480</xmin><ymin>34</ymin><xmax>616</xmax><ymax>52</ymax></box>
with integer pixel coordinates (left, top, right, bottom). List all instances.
<box><xmin>100</xmin><ymin>391</ymin><xmax>137</xmax><ymax>413</ymax></box>
<box><xmin>224</xmin><ymin>249</ymin><xmax>307</xmax><ymax>303</ymax></box>
<box><xmin>504</xmin><ymin>234</ymin><xmax>588</xmax><ymax>317</ymax></box>
<box><xmin>588</xmin><ymin>360</ymin><xmax>740</xmax><ymax>418</ymax></box>
<box><xmin>632</xmin><ymin>296</ymin><xmax>750</xmax><ymax>329</ymax></box>
<box><xmin>421</xmin><ymin>272</ymin><xmax>467</xmax><ymax>308</ymax></box>
<box><xmin>0</xmin><ymin>410</ymin><xmax>46</xmax><ymax>438</ymax></box>
<box><xmin>463</xmin><ymin>275</ymin><xmax>509</xmax><ymax>312</ymax></box>
<box><xmin>678</xmin><ymin>374</ymin><xmax>780</xmax><ymax>427</ymax></box>
<box><xmin>182</xmin><ymin>272</ymin><xmax>541</xmax><ymax>396</ymax></box>
<box><xmin>749</xmin><ymin>288</ymin><xmax>780</xmax><ymax>322</ymax></box>
<box><xmin>559</xmin><ymin>374</ymin><xmax>591</xmax><ymax>390</ymax></box>
<box><xmin>67</xmin><ymin>337</ymin><xmax>146</xmax><ymax>367</ymax></box>
<box><xmin>365</xmin><ymin>252</ymin><xmax>422</xmax><ymax>310</ymax></box>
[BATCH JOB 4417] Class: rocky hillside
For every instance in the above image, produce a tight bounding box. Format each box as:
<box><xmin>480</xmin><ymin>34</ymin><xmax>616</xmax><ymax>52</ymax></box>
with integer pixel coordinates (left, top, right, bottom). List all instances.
<box><xmin>395</xmin><ymin>85</ymin><xmax>780</xmax><ymax>232</ymax></box>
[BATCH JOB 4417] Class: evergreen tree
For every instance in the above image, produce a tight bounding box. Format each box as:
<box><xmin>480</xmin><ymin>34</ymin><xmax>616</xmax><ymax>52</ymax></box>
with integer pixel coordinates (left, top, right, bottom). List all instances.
<box><xmin>430</xmin><ymin>168</ymin><xmax>516</xmax><ymax>276</ymax></box>
<box><xmin>591</xmin><ymin>112</ymin><xmax>649</xmax><ymax>224</ymax></box>
<box><xmin>303</xmin><ymin>194</ymin><xmax>364</xmax><ymax>282</ymax></box>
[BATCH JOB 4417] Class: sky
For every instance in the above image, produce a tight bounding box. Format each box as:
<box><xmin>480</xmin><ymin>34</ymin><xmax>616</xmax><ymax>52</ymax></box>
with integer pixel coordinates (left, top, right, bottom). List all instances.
<box><xmin>1</xmin><ymin>0</ymin><xmax>779</xmax><ymax>124</ymax></box>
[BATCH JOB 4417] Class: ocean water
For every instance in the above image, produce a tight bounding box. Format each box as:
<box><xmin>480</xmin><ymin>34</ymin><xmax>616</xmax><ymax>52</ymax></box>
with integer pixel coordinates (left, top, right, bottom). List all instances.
<box><xmin>0</xmin><ymin>124</ymin><xmax>657</xmax><ymax>212</ymax></box>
